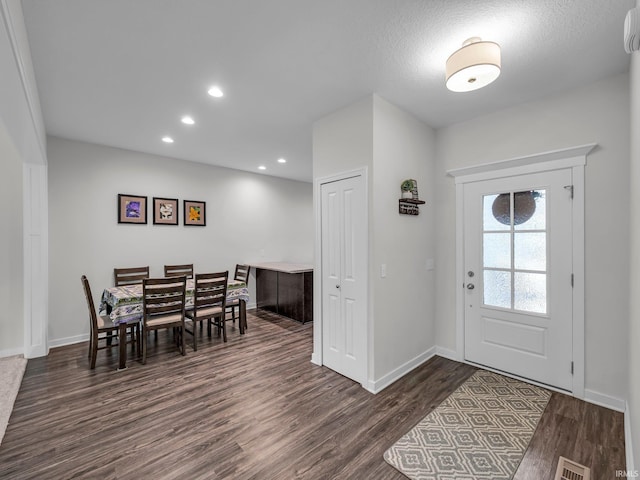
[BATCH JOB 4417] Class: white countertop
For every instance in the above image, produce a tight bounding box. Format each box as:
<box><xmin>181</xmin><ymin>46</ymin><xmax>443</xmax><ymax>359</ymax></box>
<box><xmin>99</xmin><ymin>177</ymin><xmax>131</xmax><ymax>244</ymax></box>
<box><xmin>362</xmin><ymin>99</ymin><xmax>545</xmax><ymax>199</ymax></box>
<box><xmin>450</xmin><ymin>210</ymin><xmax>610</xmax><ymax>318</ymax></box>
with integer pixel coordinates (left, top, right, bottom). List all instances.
<box><xmin>250</xmin><ymin>262</ymin><xmax>313</xmax><ymax>274</ymax></box>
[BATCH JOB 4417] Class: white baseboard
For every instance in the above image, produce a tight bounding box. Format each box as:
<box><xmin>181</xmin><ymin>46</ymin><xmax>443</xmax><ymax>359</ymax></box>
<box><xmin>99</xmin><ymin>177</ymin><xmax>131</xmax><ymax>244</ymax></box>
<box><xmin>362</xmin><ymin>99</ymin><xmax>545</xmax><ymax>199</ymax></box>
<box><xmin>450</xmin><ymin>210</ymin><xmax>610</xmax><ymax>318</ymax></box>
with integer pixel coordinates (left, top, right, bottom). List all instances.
<box><xmin>435</xmin><ymin>346</ymin><xmax>458</xmax><ymax>361</ymax></box>
<box><xmin>310</xmin><ymin>352</ymin><xmax>321</xmax><ymax>366</ymax></box>
<box><xmin>626</xmin><ymin>401</ymin><xmax>636</xmax><ymax>473</ymax></box>
<box><xmin>584</xmin><ymin>388</ymin><xmax>626</xmax><ymax>413</ymax></box>
<box><xmin>0</xmin><ymin>347</ymin><xmax>24</xmax><ymax>358</ymax></box>
<box><xmin>366</xmin><ymin>346</ymin><xmax>437</xmax><ymax>394</ymax></box>
<box><xmin>49</xmin><ymin>334</ymin><xmax>89</xmax><ymax>349</ymax></box>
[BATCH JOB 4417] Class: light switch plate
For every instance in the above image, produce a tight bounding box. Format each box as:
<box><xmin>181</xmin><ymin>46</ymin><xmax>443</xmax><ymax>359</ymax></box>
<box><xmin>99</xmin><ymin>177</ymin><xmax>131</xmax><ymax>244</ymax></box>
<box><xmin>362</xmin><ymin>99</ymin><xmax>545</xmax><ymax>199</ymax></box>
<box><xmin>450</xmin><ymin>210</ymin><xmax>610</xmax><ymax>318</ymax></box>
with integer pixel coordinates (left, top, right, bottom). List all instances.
<box><xmin>381</xmin><ymin>264</ymin><xmax>387</xmax><ymax>278</ymax></box>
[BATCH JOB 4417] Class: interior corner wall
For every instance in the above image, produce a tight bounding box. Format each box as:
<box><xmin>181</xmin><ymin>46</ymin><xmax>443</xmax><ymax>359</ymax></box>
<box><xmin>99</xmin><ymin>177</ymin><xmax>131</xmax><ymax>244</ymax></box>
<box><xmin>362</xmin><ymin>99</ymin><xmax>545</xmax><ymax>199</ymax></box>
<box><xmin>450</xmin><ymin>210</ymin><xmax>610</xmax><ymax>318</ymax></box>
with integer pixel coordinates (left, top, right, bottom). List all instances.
<box><xmin>311</xmin><ymin>95</ymin><xmax>375</xmax><ymax>378</ymax></box>
<box><xmin>371</xmin><ymin>95</ymin><xmax>436</xmax><ymax>382</ymax></box>
<box><xmin>628</xmin><ymin>1</ymin><xmax>640</xmax><ymax>467</ymax></box>
<box><xmin>312</xmin><ymin>95</ymin><xmax>437</xmax><ymax>389</ymax></box>
<box><xmin>434</xmin><ymin>73</ymin><xmax>630</xmax><ymax>402</ymax></box>
<box><xmin>47</xmin><ymin>136</ymin><xmax>313</xmax><ymax>345</ymax></box>
<box><xmin>0</xmin><ymin>0</ymin><xmax>47</xmax><ymax>357</ymax></box>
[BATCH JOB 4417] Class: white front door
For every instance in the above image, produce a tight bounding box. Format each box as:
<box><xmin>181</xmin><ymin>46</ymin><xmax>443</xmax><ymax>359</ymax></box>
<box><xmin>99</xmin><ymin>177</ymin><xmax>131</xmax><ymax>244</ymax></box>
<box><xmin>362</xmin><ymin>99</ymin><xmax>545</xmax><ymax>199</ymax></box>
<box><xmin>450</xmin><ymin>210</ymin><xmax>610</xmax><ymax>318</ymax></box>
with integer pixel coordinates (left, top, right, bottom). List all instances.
<box><xmin>464</xmin><ymin>169</ymin><xmax>573</xmax><ymax>391</ymax></box>
<box><xmin>321</xmin><ymin>175</ymin><xmax>367</xmax><ymax>384</ymax></box>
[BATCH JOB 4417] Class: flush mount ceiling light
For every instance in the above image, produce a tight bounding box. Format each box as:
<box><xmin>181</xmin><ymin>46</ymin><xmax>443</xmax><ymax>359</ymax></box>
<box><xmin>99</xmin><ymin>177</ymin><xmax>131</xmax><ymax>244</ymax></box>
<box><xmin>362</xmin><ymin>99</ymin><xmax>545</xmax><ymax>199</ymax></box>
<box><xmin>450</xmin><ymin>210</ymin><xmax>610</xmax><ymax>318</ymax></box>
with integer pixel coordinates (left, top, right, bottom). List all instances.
<box><xmin>277</xmin><ymin>158</ymin><xmax>287</xmax><ymax>164</ymax></box>
<box><xmin>161</xmin><ymin>136</ymin><xmax>174</xmax><ymax>143</ymax></box>
<box><xmin>181</xmin><ymin>115</ymin><xmax>195</xmax><ymax>125</ymax></box>
<box><xmin>208</xmin><ymin>86</ymin><xmax>224</xmax><ymax>98</ymax></box>
<box><xmin>258</xmin><ymin>165</ymin><xmax>266</xmax><ymax>170</ymax></box>
<box><xmin>446</xmin><ymin>37</ymin><xmax>501</xmax><ymax>92</ymax></box>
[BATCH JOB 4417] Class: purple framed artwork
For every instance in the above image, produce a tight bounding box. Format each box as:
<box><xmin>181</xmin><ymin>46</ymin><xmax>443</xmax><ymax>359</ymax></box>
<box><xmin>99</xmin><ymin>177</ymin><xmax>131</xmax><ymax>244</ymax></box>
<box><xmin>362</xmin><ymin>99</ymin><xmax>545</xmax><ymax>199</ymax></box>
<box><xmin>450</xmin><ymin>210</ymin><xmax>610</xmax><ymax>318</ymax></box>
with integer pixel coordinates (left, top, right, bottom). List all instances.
<box><xmin>118</xmin><ymin>194</ymin><xmax>147</xmax><ymax>224</ymax></box>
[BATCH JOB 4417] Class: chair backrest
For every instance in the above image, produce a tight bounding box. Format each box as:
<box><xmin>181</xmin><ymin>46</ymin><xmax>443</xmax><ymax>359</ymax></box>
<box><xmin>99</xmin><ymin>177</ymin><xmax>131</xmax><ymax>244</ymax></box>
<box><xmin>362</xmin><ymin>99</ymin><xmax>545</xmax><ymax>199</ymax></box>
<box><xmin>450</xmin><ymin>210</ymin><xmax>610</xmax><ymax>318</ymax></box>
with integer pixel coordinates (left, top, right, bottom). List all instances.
<box><xmin>234</xmin><ymin>264</ymin><xmax>250</xmax><ymax>285</ymax></box>
<box><xmin>164</xmin><ymin>264</ymin><xmax>194</xmax><ymax>279</ymax></box>
<box><xmin>193</xmin><ymin>271</ymin><xmax>228</xmax><ymax>311</ymax></box>
<box><xmin>114</xmin><ymin>266</ymin><xmax>150</xmax><ymax>286</ymax></box>
<box><xmin>81</xmin><ymin>275</ymin><xmax>99</xmax><ymax>334</ymax></box>
<box><xmin>142</xmin><ymin>276</ymin><xmax>187</xmax><ymax>322</ymax></box>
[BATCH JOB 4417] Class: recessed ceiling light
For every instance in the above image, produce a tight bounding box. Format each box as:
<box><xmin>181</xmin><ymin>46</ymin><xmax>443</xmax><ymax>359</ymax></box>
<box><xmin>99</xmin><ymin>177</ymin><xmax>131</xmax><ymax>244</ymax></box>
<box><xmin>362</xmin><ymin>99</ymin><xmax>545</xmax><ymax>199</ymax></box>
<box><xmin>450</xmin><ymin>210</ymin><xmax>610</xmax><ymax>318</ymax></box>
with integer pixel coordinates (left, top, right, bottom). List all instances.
<box><xmin>258</xmin><ymin>165</ymin><xmax>267</xmax><ymax>170</ymax></box>
<box><xmin>162</xmin><ymin>136</ymin><xmax>174</xmax><ymax>143</ymax></box>
<box><xmin>277</xmin><ymin>158</ymin><xmax>287</xmax><ymax>164</ymax></box>
<box><xmin>181</xmin><ymin>116</ymin><xmax>195</xmax><ymax>125</ymax></box>
<box><xmin>208</xmin><ymin>86</ymin><xmax>224</xmax><ymax>98</ymax></box>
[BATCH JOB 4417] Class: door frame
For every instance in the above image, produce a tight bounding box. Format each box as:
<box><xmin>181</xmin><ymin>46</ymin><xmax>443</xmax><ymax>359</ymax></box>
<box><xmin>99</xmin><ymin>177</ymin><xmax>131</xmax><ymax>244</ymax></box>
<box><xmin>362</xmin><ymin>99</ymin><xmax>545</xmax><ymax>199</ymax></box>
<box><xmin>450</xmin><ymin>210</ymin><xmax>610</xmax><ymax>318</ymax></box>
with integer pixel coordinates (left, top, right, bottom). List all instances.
<box><xmin>312</xmin><ymin>167</ymin><xmax>370</xmax><ymax>389</ymax></box>
<box><xmin>448</xmin><ymin>144</ymin><xmax>595</xmax><ymax>398</ymax></box>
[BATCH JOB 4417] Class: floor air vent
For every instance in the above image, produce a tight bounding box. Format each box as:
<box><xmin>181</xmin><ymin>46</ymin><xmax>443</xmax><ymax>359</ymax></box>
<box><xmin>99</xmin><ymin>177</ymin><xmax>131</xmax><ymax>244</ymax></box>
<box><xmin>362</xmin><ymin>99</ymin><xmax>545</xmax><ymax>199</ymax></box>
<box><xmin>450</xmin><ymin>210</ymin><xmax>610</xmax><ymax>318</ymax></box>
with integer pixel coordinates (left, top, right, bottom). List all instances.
<box><xmin>554</xmin><ymin>456</ymin><xmax>590</xmax><ymax>480</ymax></box>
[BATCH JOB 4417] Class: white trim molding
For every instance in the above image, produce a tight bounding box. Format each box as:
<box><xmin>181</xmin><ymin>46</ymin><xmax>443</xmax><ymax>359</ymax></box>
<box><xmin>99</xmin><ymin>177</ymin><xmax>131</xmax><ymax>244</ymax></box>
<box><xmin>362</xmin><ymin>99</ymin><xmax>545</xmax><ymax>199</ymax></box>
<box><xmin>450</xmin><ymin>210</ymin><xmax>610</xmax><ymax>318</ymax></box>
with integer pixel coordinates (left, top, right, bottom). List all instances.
<box><xmin>449</xmin><ymin>144</ymin><xmax>595</xmax><ymax>400</ymax></box>
<box><xmin>23</xmin><ymin>163</ymin><xmax>49</xmax><ymax>358</ymax></box>
<box><xmin>366</xmin><ymin>347</ymin><xmax>436</xmax><ymax>394</ymax></box>
<box><xmin>435</xmin><ymin>346</ymin><xmax>458</xmax><ymax>361</ymax></box>
<box><xmin>0</xmin><ymin>347</ymin><xmax>24</xmax><ymax>358</ymax></box>
<box><xmin>583</xmin><ymin>389</ymin><xmax>626</xmax><ymax>413</ymax></box>
<box><xmin>48</xmin><ymin>334</ymin><xmax>89</xmax><ymax>349</ymax></box>
<box><xmin>627</xmin><ymin>401</ymin><xmax>636</xmax><ymax>474</ymax></box>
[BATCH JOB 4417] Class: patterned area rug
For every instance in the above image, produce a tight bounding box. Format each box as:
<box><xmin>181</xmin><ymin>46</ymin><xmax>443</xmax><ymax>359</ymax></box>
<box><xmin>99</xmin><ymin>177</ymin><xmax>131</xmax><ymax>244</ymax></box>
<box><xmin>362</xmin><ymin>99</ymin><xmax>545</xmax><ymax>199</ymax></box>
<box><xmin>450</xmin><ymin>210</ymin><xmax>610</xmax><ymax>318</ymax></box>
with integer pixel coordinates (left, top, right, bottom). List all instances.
<box><xmin>0</xmin><ymin>355</ymin><xmax>27</xmax><ymax>446</ymax></box>
<box><xmin>384</xmin><ymin>370</ymin><xmax>551</xmax><ymax>480</ymax></box>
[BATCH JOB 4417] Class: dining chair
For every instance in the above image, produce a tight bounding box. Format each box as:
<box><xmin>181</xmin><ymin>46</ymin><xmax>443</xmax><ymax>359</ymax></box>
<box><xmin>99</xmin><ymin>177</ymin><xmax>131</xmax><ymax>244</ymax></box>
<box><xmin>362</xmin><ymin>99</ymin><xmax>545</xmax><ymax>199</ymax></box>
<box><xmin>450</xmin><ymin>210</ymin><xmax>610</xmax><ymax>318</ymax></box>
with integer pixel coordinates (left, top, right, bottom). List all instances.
<box><xmin>164</xmin><ymin>264</ymin><xmax>194</xmax><ymax>279</ymax></box>
<box><xmin>81</xmin><ymin>275</ymin><xmax>140</xmax><ymax>369</ymax></box>
<box><xmin>185</xmin><ymin>271</ymin><xmax>228</xmax><ymax>351</ymax></box>
<box><xmin>226</xmin><ymin>264</ymin><xmax>250</xmax><ymax>326</ymax></box>
<box><xmin>114</xmin><ymin>266</ymin><xmax>150</xmax><ymax>286</ymax></box>
<box><xmin>141</xmin><ymin>276</ymin><xmax>188</xmax><ymax>364</ymax></box>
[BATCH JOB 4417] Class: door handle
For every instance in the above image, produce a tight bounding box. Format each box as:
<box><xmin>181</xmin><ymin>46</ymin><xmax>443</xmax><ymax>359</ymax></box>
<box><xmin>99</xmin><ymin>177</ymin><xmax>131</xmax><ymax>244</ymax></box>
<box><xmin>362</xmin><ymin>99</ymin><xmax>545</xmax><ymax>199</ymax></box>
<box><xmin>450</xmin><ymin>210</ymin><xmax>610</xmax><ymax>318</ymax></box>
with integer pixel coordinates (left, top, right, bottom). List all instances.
<box><xmin>336</xmin><ymin>285</ymin><xmax>341</xmax><ymax>289</ymax></box>
<box><xmin>466</xmin><ymin>283</ymin><xmax>475</xmax><ymax>290</ymax></box>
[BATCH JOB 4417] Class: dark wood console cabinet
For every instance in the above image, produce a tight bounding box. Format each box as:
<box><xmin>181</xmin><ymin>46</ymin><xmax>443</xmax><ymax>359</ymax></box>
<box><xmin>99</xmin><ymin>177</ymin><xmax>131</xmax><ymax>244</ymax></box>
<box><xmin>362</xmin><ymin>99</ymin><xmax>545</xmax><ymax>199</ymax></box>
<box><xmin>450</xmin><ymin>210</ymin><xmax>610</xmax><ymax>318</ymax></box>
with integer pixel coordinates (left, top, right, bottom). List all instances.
<box><xmin>254</xmin><ymin>264</ymin><xmax>313</xmax><ymax>323</ymax></box>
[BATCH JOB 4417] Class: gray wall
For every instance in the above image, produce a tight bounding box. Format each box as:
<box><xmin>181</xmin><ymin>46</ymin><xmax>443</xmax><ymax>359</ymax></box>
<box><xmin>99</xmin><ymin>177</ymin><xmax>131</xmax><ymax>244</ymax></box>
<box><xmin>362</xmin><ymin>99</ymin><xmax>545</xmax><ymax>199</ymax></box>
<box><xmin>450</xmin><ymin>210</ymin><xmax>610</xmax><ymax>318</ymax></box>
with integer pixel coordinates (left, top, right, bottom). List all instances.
<box><xmin>371</xmin><ymin>96</ymin><xmax>436</xmax><ymax>382</ymax></box>
<box><xmin>47</xmin><ymin>136</ymin><xmax>313</xmax><ymax>345</ymax></box>
<box><xmin>435</xmin><ymin>73</ymin><xmax>630</xmax><ymax>402</ymax></box>
<box><xmin>0</xmin><ymin>127</ymin><xmax>24</xmax><ymax>354</ymax></box>
<box><xmin>628</xmin><ymin>0</ymin><xmax>640</xmax><ymax>468</ymax></box>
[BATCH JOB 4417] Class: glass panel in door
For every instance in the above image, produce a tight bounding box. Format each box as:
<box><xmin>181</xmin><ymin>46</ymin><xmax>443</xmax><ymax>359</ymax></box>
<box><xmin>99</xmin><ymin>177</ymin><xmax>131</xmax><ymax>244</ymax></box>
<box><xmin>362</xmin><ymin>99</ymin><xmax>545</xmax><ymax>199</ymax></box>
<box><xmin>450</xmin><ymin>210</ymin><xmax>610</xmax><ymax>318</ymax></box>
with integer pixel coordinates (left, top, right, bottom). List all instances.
<box><xmin>482</xmin><ymin>190</ymin><xmax>547</xmax><ymax>314</ymax></box>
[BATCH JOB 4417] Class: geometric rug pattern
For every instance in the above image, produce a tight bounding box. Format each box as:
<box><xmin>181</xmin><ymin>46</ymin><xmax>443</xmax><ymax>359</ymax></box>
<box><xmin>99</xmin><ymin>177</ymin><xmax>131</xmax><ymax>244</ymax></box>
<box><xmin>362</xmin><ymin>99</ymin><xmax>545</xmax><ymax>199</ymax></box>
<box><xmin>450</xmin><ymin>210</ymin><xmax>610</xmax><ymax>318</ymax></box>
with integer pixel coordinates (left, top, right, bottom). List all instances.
<box><xmin>384</xmin><ymin>370</ymin><xmax>551</xmax><ymax>480</ymax></box>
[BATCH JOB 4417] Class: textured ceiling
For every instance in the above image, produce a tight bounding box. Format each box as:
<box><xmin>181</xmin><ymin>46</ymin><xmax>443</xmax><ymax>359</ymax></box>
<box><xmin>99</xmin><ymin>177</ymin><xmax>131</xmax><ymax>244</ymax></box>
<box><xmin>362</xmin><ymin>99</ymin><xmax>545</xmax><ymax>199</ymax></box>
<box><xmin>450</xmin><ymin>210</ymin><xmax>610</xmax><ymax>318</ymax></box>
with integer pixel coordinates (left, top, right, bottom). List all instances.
<box><xmin>21</xmin><ymin>0</ymin><xmax>634</xmax><ymax>182</ymax></box>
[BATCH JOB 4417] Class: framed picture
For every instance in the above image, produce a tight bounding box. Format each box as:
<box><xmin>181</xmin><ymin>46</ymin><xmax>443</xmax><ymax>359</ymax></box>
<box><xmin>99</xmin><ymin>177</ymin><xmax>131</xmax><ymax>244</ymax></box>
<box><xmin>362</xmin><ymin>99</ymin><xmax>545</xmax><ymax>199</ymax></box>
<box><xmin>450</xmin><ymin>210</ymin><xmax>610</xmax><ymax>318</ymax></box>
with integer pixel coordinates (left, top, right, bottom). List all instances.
<box><xmin>184</xmin><ymin>200</ymin><xmax>206</xmax><ymax>226</ymax></box>
<box><xmin>118</xmin><ymin>194</ymin><xmax>147</xmax><ymax>224</ymax></box>
<box><xmin>153</xmin><ymin>197</ymin><xmax>179</xmax><ymax>225</ymax></box>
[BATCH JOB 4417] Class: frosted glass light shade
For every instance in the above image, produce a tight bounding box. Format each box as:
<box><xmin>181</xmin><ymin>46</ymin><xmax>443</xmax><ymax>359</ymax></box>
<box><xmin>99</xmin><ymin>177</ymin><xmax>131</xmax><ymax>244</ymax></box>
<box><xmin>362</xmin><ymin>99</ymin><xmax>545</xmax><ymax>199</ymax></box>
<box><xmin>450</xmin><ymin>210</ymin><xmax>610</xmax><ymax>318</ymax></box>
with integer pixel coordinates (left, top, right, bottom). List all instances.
<box><xmin>446</xmin><ymin>38</ymin><xmax>501</xmax><ymax>92</ymax></box>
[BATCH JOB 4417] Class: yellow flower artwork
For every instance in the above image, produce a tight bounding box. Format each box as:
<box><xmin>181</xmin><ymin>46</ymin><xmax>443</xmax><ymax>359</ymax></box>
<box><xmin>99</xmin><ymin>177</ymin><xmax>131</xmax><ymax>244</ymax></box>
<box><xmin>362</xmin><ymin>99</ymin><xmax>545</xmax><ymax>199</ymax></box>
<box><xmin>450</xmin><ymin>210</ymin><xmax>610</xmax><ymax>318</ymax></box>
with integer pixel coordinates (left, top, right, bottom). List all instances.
<box><xmin>189</xmin><ymin>206</ymin><xmax>201</xmax><ymax>221</ymax></box>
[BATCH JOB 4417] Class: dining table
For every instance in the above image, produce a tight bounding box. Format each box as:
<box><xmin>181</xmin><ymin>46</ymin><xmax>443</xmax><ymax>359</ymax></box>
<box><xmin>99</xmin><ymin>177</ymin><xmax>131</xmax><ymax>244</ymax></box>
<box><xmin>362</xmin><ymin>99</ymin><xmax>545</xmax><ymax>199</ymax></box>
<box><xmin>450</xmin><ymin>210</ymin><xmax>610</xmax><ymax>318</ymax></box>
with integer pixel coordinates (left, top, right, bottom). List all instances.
<box><xmin>99</xmin><ymin>279</ymin><xmax>249</xmax><ymax>369</ymax></box>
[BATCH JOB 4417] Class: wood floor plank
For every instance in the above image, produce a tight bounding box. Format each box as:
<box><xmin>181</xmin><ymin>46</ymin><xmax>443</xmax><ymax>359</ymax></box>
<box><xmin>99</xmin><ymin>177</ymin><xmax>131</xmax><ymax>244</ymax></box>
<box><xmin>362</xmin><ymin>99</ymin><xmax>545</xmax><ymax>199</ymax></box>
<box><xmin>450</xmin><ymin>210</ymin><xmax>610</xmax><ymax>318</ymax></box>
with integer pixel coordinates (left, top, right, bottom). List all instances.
<box><xmin>0</xmin><ymin>309</ymin><xmax>625</xmax><ymax>479</ymax></box>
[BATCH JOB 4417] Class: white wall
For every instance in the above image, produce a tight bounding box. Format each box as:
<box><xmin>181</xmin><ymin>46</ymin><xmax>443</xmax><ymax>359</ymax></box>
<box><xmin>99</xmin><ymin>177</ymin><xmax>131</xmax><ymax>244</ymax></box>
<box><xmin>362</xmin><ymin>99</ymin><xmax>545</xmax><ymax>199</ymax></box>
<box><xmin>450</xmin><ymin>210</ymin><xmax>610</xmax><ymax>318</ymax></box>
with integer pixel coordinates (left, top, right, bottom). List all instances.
<box><xmin>312</xmin><ymin>95</ymin><xmax>437</xmax><ymax>389</ymax></box>
<box><xmin>435</xmin><ymin>73</ymin><xmax>630</xmax><ymax>402</ymax></box>
<box><xmin>628</xmin><ymin>0</ymin><xmax>640</xmax><ymax>468</ymax></box>
<box><xmin>47</xmin><ymin>136</ymin><xmax>313</xmax><ymax>345</ymax></box>
<box><xmin>371</xmin><ymin>96</ymin><xmax>436</xmax><ymax>382</ymax></box>
<box><xmin>312</xmin><ymin>96</ymin><xmax>374</xmax><ymax>180</ymax></box>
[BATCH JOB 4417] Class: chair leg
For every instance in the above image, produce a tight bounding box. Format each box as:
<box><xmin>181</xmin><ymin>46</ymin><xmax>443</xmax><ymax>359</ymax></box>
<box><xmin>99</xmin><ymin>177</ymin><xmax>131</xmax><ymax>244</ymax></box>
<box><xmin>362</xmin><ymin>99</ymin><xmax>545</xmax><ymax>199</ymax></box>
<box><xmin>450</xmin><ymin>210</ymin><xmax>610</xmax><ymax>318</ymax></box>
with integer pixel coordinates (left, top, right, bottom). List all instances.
<box><xmin>142</xmin><ymin>328</ymin><xmax>147</xmax><ymax>365</ymax></box>
<box><xmin>219</xmin><ymin>315</ymin><xmax>227</xmax><ymax>342</ymax></box>
<box><xmin>193</xmin><ymin>320</ymin><xmax>198</xmax><ymax>351</ymax></box>
<box><xmin>180</xmin><ymin>325</ymin><xmax>186</xmax><ymax>356</ymax></box>
<box><xmin>231</xmin><ymin>306</ymin><xmax>236</xmax><ymax>324</ymax></box>
<box><xmin>90</xmin><ymin>333</ymin><xmax>98</xmax><ymax>369</ymax></box>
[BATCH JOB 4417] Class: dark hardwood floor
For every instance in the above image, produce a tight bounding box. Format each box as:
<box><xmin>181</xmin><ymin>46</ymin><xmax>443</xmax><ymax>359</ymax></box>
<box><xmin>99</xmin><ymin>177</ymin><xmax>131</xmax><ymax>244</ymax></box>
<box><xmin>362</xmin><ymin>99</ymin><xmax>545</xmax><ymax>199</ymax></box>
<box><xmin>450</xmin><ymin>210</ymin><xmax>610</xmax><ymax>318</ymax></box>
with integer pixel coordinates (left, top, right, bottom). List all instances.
<box><xmin>0</xmin><ymin>310</ymin><xmax>625</xmax><ymax>479</ymax></box>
